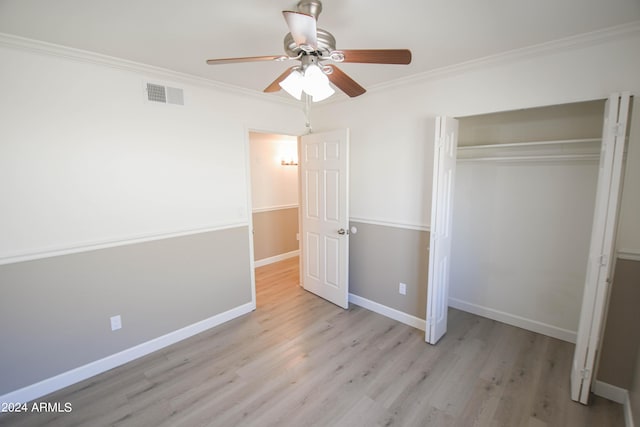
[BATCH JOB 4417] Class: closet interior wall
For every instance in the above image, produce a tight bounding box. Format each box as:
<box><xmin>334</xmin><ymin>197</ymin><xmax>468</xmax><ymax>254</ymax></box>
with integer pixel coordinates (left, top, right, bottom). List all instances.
<box><xmin>450</xmin><ymin>100</ymin><xmax>606</xmax><ymax>343</ymax></box>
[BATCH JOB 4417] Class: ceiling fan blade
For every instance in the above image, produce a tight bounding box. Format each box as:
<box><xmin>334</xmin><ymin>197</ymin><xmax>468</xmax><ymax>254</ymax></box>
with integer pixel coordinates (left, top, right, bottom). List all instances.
<box><xmin>339</xmin><ymin>49</ymin><xmax>412</xmax><ymax>65</ymax></box>
<box><xmin>283</xmin><ymin>11</ymin><xmax>317</xmax><ymax>50</ymax></box>
<box><xmin>327</xmin><ymin>65</ymin><xmax>366</xmax><ymax>98</ymax></box>
<box><xmin>206</xmin><ymin>55</ymin><xmax>289</xmax><ymax>65</ymax></box>
<box><xmin>264</xmin><ymin>68</ymin><xmax>295</xmax><ymax>93</ymax></box>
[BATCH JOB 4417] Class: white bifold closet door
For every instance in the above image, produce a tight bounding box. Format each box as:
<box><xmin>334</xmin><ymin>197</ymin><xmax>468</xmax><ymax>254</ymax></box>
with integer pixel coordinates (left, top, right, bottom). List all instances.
<box><xmin>426</xmin><ymin>117</ymin><xmax>459</xmax><ymax>344</ymax></box>
<box><xmin>571</xmin><ymin>92</ymin><xmax>631</xmax><ymax>404</ymax></box>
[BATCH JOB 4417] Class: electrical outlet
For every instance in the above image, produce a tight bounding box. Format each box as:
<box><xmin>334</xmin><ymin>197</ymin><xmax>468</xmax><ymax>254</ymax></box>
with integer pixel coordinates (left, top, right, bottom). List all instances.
<box><xmin>110</xmin><ymin>315</ymin><xmax>122</xmax><ymax>331</ymax></box>
<box><xmin>399</xmin><ymin>282</ymin><xmax>407</xmax><ymax>295</ymax></box>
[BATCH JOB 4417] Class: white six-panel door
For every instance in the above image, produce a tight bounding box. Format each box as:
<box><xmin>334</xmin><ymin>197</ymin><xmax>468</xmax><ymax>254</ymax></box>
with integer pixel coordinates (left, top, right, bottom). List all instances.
<box><xmin>426</xmin><ymin>117</ymin><xmax>459</xmax><ymax>344</ymax></box>
<box><xmin>571</xmin><ymin>92</ymin><xmax>630</xmax><ymax>404</ymax></box>
<box><xmin>300</xmin><ymin>130</ymin><xmax>349</xmax><ymax>309</ymax></box>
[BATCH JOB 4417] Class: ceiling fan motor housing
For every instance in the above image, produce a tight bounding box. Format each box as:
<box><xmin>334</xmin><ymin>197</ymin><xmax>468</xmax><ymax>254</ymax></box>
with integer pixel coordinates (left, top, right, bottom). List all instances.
<box><xmin>297</xmin><ymin>0</ymin><xmax>323</xmax><ymax>19</ymax></box>
<box><xmin>284</xmin><ymin>28</ymin><xmax>336</xmax><ymax>57</ymax></box>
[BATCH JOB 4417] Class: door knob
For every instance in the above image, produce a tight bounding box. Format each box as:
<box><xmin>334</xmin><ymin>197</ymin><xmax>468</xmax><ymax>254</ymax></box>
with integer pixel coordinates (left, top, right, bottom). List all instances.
<box><xmin>337</xmin><ymin>228</ymin><xmax>348</xmax><ymax>235</ymax></box>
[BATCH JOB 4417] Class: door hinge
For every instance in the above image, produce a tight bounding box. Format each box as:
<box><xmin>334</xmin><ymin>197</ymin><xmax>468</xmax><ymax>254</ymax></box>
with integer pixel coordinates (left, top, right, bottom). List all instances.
<box><xmin>599</xmin><ymin>254</ymin><xmax>608</xmax><ymax>267</ymax></box>
<box><xmin>580</xmin><ymin>368</ymin><xmax>591</xmax><ymax>380</ymax></box>
<box><xmin>614</xmin><ymin>123</ymin><xmax>625</xmax><ymax>138</ymax></box>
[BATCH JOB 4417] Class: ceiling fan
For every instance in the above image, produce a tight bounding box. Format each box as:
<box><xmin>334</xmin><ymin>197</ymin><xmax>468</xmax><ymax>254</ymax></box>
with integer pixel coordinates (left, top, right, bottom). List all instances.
<box><xmin>206</xmin><ymin>0</ymin><xmax>412</xmax><ymax>102</ymax></box>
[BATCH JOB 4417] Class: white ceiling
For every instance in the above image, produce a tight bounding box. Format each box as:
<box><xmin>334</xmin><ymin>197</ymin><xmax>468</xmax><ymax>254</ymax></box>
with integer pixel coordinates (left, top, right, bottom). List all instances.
<box><xmin>1</xmin><ymin>0</ymin><xmax>639</xmax><ymax>96</ymax></box>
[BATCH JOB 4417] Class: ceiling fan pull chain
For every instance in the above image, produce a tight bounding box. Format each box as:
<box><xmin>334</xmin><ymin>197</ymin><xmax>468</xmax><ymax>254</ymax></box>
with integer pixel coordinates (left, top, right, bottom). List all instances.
<box><xmin>304</xmin><ymin>93</ymin><xmax>312</xmax><ymax>134</ymax></box>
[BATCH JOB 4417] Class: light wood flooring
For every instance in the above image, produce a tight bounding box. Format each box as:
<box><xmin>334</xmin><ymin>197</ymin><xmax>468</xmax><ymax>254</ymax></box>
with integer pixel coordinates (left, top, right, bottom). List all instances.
<box><xmin>0</xmin><ymin>256</ymin><xmax>624</xmax><ymax>426</ymax></box>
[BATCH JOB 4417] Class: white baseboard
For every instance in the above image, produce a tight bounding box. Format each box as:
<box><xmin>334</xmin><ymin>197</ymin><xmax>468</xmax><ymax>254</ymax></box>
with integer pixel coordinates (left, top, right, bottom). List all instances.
<box><xmin>592</xmin><ymin>381</ymin><xmax>634</xmax><ymax>427</ymax></box>
<box><xmin>617</xmin><ymin>250</ymin><xmax>640</xmax><ymax>262</ymax></box>
<box><xmin>349</xmin><ymin>293</ymin><xmax>426</xmax><ymax>331</ymax></box>
<box><xmin>254</xmin><ymin>250</ymin><xmax>299</xmax><ymax>268</ymax></box>
<box><xmin>0</xmin><ymin>302</ymin><xmax>254</xmax><ymax>405</ymax></box>
<box><xmin>593</xmin><ymin>380</ymin><xmax>627</xmax><ymax>403</ymax></box>
<box><xmin>448</xmin><ymin>297</ymin><xmax>576</xmax><ymax>343</ymax></box>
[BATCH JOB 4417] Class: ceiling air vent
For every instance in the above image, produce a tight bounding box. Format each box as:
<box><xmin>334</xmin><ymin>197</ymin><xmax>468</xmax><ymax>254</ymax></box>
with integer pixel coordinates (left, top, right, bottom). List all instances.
<box><xmin>145</xmin><ymin>82</ymin><xmax>184</xmax><ymax>106</ymax></box>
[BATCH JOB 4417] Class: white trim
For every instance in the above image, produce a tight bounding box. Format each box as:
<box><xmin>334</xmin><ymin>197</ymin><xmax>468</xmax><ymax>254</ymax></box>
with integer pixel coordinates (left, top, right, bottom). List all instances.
<box><xmin>0</xmin><ymin>222</ymin><xmax>248</xmax><ymax>266</ymax></box>
<box><xmin>349</xmin><ymin>293</ymin><xmax>426</xmax><ymax>331</ymax></box>
<box><xmin>448</xmin><ymin>297</ymin><xmax>577</xmax><ymax>343</ymax></box>
<box><xmin>0</xmin><ymin>33</ymin><xmax>298</xmax><ymax>107</ymax></box>
<box><xmin>617</xmin><ymin>250</ymin><xmax>640</xmax><ymax>262</ymax></box>
<box><xmin>244</xmin><ymin>129</ymin><xmax>257</xmax><ymax>312</ymax></box>
<box><xmin>364</xmin><ymin>21</ymin><xmax>640</xmax><ymax>97</ymax></box>
<box><xmin>0</xmin><ymin>302</ymin><xmax>254</xmax><ymax>405</ymax></box>
<box><xmin>252</xmin><ymin>204</ymin><xmax>299</xmax><ymax>214</ymax></box>
<box><xmin>592</xmin><ymin>380</ymin><xmax>627</xmax><ymax>404</ymax></box>
<box><xmin>349</xmin><ymin>217</ymin><xmax>430</xmax><ymax>232</ymax></box>
<box><xmin>254</xmin><ymin>250</ymin><xmax>300</xmax><ymax>268</ymax></box>
<box><xmin>592</xmin><ymin>381</ymin><xmax>634</xmax><ymax>427</ymax></box>
<box><xmin>3</xmin><ymin>20</ymin><xmax>638</xmax><ymax>108</ymax></box>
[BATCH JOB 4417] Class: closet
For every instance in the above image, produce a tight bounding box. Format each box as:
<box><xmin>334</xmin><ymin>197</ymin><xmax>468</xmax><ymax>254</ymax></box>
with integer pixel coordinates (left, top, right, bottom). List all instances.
<box><xmin>448</xmin><ymin>100</ymin><xmax>606</xmax><ymax>343</ymax></box>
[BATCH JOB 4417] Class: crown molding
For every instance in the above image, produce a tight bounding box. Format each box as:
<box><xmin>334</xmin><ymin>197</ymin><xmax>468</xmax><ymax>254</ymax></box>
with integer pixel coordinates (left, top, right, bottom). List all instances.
<box><xmin>0</xmin><ymin>32</ymin><xmax>300</xmax><ymax>108</ymax></box>
<box><xmin>364</xmin><ymin>20</ymin><xmax>640</xmax><ymax>98</ymax></box>
<box><xmin>2</xmin><ymin>20</ymin><xmax>639</xmax><ymax>108</ymax></box>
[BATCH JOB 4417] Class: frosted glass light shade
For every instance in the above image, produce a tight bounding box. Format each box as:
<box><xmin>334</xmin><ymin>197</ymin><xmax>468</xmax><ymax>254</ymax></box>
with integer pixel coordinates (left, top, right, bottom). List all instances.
<box><xmin>310</xmin><ymin>81</ymin><xmax>335</xmax><ymax>102</ymax></box>
<box><xmin>279</xmin><ymin>64</ymin><xmax>335</xmax><ymax>102</ymax></box>
<box><xmin>302</xmin><ymin>64</ymin><xmax>335</xmax><ymax>101</ymax></box>
<box><xmin>279</xmin><ymin>70</ymin><xmax>304</xmax><ymax>100</ymax></box>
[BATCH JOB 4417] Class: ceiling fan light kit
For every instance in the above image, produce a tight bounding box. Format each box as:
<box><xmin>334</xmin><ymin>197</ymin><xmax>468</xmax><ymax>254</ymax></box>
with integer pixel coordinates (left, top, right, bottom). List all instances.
<box><xmin>279</xmin><ymin>55</ymin><xmax>335</xmax><ymax>102</ymax></box>
<box><xmin>206</xmin><ymin>0</ymin><xmax>411</xmax><ymax>103</ymax></box>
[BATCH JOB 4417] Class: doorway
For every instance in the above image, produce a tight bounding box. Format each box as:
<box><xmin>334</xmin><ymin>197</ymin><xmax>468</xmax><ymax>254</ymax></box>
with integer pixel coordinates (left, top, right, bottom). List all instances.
<box><xmin>248</xmin><ymin>131</ymin><xmax>300</xmax><ymax>291</ymax></box>
<box><xmin>248</xmin><ymin>129</ymin><xmax>351</xmax><ymax>310</ymax></box>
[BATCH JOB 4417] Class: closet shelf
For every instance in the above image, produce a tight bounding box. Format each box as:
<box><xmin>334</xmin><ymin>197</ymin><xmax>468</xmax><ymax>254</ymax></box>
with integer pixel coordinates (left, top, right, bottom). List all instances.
<box><xmin>457</xmin><ymin>138</ymin><xmax>601</xmax><ymax>151</ymax></box>
<box><xmin>457</xmin><ymin>154</ymin><xmax>600</xmax><ymax>163</ymax></box>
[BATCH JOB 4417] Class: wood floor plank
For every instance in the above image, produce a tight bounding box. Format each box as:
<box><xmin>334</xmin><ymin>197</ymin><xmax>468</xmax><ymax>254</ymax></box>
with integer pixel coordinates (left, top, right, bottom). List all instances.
<box><xmin>0</xmin><ymin>256</ymin><xmax>625</xmax><ymax>427</ymax></box>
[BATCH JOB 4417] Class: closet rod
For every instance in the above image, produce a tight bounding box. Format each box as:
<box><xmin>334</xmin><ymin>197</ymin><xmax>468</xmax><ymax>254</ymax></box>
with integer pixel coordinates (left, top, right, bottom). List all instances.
<box><xmin>457</xmin><ymin>138</ymin><xmax>601</xmax><ymax>151</ymax></box>
<box><xmin>457</xmin><ymin>153</ymin><xmax>600</xmax><ymax>163</ymax></box>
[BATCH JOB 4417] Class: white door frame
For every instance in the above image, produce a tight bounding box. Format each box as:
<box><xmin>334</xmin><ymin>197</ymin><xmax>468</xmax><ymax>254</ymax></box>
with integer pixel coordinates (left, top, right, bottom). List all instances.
<box><xmin>245</xmin><ymin>128</ymin><xmax>301</xmax><ymax>310</ymax></box>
